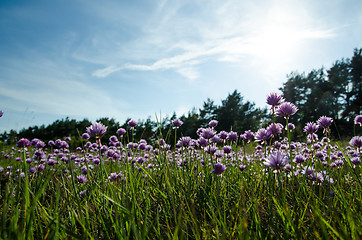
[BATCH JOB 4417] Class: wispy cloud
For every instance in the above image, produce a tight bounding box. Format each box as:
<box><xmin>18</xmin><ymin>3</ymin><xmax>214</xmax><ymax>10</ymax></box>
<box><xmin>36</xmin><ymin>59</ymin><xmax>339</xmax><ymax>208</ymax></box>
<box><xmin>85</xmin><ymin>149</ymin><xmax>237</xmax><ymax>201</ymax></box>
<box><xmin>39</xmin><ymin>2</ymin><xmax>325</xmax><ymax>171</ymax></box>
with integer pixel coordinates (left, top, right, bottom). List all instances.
<box><xmin>92</xmin><ymin>25</ymin><xmax>335</xmax><ymax>79</ymax></box>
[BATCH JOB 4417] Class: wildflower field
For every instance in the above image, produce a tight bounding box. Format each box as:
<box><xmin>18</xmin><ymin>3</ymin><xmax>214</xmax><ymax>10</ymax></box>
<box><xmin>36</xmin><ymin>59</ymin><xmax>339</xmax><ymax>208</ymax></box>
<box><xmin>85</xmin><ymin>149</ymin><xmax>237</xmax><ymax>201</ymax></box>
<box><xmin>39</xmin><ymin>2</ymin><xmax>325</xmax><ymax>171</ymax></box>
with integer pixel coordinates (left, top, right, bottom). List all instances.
<box><xmin>0</xmin><ymin>96</ymin><xmax>361</xmax><ymax>239</ymax></box>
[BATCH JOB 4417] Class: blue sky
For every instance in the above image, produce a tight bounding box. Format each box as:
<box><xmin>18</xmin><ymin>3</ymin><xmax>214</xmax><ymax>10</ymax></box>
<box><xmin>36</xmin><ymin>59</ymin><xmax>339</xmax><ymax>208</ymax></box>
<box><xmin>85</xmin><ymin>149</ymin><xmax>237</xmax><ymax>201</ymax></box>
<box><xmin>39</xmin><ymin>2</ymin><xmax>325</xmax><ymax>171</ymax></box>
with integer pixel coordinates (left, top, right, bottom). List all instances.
<box><xmin>1</xmin><ymin>0</ymin><xmax>361</xmax><ymax>132</ymax></box>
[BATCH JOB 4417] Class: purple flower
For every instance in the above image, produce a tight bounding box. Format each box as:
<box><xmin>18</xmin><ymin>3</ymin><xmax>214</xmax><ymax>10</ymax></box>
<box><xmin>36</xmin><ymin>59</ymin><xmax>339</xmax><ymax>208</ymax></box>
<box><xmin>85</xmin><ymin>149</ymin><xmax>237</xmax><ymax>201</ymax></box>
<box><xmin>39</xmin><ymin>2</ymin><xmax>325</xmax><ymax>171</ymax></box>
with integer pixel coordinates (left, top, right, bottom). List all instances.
<box><xmin>128</xmin><ymin>120</ymin><xmax>138</xmax><ymax>128</ymax></box>
<box><xmin>317</xmin><ymin>116</ymin><xmax>333</xmax><ymax>131</ymax></box>
<box><xmin>109</xmin><ymin>135</ymin><xmax>118</xmax><ymax>142</ymax></box>
<box><xmin>82</xmin><ymin>133</ymin><xmax>90</xmax><ymax>140</ymax></box>
<box><xmin>178</xmin><ymin>136</ymin><xmax>192</xmax><ymax>148</ymax></box>
<box><xmin>210</xmin><ymin>135</ymin><xmax>221</xmax><ymax>143</ymax></box>
<box><xmin>108</xmin><ymin>172</ymin><xmax>119</xmax><ymax>181</ymax></box>
<box><xmin>197</xmin><ymin>137</ymin><xmax>208</xmax><ymax>147</ymax></box>
<box><xmin>117</xmin><ymin>128</ymin><xmax>127</xmax><ymax>136</ymax></box>
<box><xmin>16</xmin><ymin>138</ymin><xmax>31</xmax><ymax>148</ymax></box>
<box><xmin>267</xmin><ymin>123</ymin><xmax>283</xmax><ymax>137</ymax></box>
<box><xmin>201</xmin><ymin>128</ymin><xmax>216</xmax><ymax>139</ymax></box>
<box><xmin>86</xmin><ymin>122</ymin><xmax>107</xmax><ymax>139</ymax></box>
<box><xmin>219</xmin><ymin>131</ymin><xmax>228</xmax><ymax>139</ymax></box>
<box><xmin>35</xmin><ymin>141</ymin><xmax>45</xmax><ymax>148</ymax></box>
<box><xmin>212</xmin><ymin>163</ymin><xmax>226</xmax><ymax>175</ymax></box>
<box><xmin>77</xmin><ymin>175</ymin><xmax>88</xmax><ymax>183</ymax></box>
<box><xmin>304</xmin><ymin>122</ymin><xmax>319</xmax><ymax>135</ymax></box>
<box><xmin>215</xmin><ymin>150</ymin><xmax>224</xmax><ymax>158</ymax></box>
<box><xmin>275</xmin><ymin>102</ymin><xmax>298</xmax><ymax>119</ymax></box>
<box><xmin>349</xmin><ymin>136</ymin><xmax>362</xmax><ymax>148</ymax></box>
<box><xmin>0</xmin><ymin>110</ymin><xmax>3</xmax><ymax>117</ymax></box>
<box><xmin>264</xmin><ymin>152</ymin><xmax>289</xmax><ymax>170</ymax></box>
<box><xmin>227</xmin><ymin>131</ymin><xmax>238</xmax><ymax>141</ymax></box>
<box><xmin>354</xmin><ymin>115</ymin><xmax>362</xmax><ymax>126</ymax></box>
<box><xmin>254</xmin><ymin>128</ymin><xmax>271</xmax><ymax>143</ymax></box>
<box><xmin>223</xmin><ymin>145</ymin><xmax>232</xmax><ymax>154</ymax></box>
<box><xmin>351</xmin><ymin>157</ymin><xmax>360</xmax><ymax>165</ymax></box>
<box><xmin>266</xmin><ymin>93</ymin><xmax>284</xmax><ymax>109</ymax></box>
<box><xmin>172</xmin><ymin>119</ymin><xmax>183</xmax><ymax>128</ymax></box>
<box><xmin>204</xmin><ymin>145</ymin><xmax>217</xmax><ymax>155</ymax></box>
<box><xmin>239</xmin><ymin>165</ymin><xmax>246</xmax><ymax>171</ymax></box>
<box><xmin>293</xmin><ymin>154</ymin><xmax>306</xmax><ymax>164</ymax></box>
<box><xmin>209</xmin><ymin>120</ymin><xmax>218</xmax><ymax>128</ymax></box>
<box><xmin>65</xmin><ymin>136</ymin><xmax>71</xmax><ymax>141</ymax></box>
<box><xmin>242</xmin><ymin>130</ymin><xmax>254</xmax><ymax>143</ymax></box>
<box><xmin>287</xmin><ymin>123</ymin><xmax>295</xmax><ymax>131</ymax></box>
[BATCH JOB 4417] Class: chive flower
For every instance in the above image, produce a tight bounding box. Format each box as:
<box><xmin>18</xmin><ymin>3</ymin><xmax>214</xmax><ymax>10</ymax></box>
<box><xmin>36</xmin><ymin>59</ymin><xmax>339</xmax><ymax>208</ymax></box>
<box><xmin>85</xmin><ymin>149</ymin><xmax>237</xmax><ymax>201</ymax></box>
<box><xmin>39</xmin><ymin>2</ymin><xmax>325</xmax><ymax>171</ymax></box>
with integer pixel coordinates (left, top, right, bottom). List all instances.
<box><xmin>117</xmin><ymin>128</ymin><xmax>127</xmax><ymax>136</ymax></box>
<box><xmin>275</xmin><ymin>102</ymin><xmax>298</xmax><ymax>119</ymax></box>
<box><xmin>16</xmin><ymin>138</ymin><xmax>31</xmax><ymax>148</ymax></box>
<box><xmin>77</xmin><ymin>175</ymin><xmax>88</xmax><ymax>183</ymax></box>
<box><xmin>304</xmin><ymin>122</ymin><xmax>319</xmax><ymax>135</ymax></box>
<box><xmin>254</xmin><ymin>128</ymin><xmax>271</xmax><ymax>143</ymax></box>
<box><xmin>266</xmin><ymin>92</ymin><xmax>284</xmax><ymax>113</ymax></box>
<box><xmin>264</xmin><ymin>151</ymin><xmax>289</xmax><ymax>170</ymax></box>
<box><xmin>317</xmin><ymin>116</ymin><xmax>333</xmax><ymax>132</ymax></box>
<box><xmin>212</xmin><ymin>163</ymin><xmax>227</xmax><ymax>175</ymax></box>
<box><xmin>201</xmin><ymin>128</ymin><xmax>216</xmax><ymax>139</ymax></box>
<box><xmin>209</xmin><ymin>120</ymin><xmax>218</xmax><ymax>128</ymax></box>
<box><xmin>354</xmin><ymin>115</ymin><xmax>362</xmax><ymax>126</ymax></box>
<box><xmin>86</xmin><ymin>122</ymin><xmax>107</xmax><ymax>139</ymax></box>
<box><xmin>349</xmin><ymin>136</ymin><xmax>362</xmax><ymax>148</ymax></box>
<box><xmin>172</xmin><ymin>119</ymin><xmax>183</xmax><ymax>128</ymax></box>
<box><xmin>128</xmin><ymin>120</ymin><xmax>138</xmax><ymax>128</ymax></box>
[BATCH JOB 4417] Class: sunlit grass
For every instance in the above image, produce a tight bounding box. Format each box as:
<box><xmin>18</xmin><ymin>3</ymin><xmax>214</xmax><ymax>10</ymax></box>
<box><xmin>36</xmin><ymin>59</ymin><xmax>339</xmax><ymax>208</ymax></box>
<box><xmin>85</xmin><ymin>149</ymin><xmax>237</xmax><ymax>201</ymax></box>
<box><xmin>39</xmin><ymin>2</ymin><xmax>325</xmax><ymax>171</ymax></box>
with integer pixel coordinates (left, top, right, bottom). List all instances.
<box><xmin>0</xmin><ymin>119</ymin><xmax>361</xmax><ymax>239</ymax></box>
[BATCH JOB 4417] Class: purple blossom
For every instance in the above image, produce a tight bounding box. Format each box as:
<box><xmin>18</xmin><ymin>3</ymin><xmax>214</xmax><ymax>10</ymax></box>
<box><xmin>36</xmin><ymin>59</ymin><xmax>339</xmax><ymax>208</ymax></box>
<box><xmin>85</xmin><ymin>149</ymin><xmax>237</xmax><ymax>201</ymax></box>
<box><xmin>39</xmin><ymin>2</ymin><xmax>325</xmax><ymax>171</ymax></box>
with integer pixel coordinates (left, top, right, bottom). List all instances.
<box><xmin>177</xmin><ymin>136</ymin><xmax>192</xmax><ymax>148</ymax></box>
<box><xmin>317</xmin><ymin>116</ymin><xmax>333</xmax><ymax>131</ymax></box>
<box><xmin>138</xmin><ymin>143</ymin><xmax>146</xmax><ymax>151</ymax></box>
<box><xmin>267</xmin><ymin>123</ymin><xmax>283</xmax><ymax>137</ymax></box>
<box><xmin>223</xmin><ymin>145</ymin><xmax>232</xmax><ymax>154</ymax></box>
<box><xmin>204</xmin><ymin>145</ymin><xmax>217</xmax><ymax>155</ymax></box>
<box><xmin>293</xmin><ymin>154</ymin><xmax>306</xmax><ymax>164</ymax></box>
<box><xmin>35</xmin><ymin>141</ymin><xmax>45</xmax><ymax>148</ymax></box>
<box><xmin>209</xmin><ymin>120</ymin><xmax>218</xmax><ymax>128</ymax></box>
<box><xmin>287</xmin><ymin>123</ymin><xmax>295</xmax><ymax>131</ymax></box>
<box><xmin>266</xmin><ymin>92</ymin><xmax>284</xmax><ymax>112</ymax></box>
<box><xmin>128</xmin><ymin>120</ymin><xmax>138</xmax><ymax>128</ymax></box>
<box><xmin>349</xmin><ymin>136</ymin><xmax>362</xmax><ymax>148</ymax></box>
<box><xmin>117</xmin><ymin>128</ymin><xmax>127</xmax><ymax>136</ymax></box>
<box><xmin>172</xmin><ymin>119</ymin><xmax>183</xmax><ymax>128</ymax></box>
<box><xmin>243</xmin><ymin>130</ymin><xmax>254</xmax><ymax>143</ymax></box>
<box><xmin>0</xmin><ymin>110</ymin><xmax>3</xmax><ymax>117</ymax></box>
<box><xmin>196</xmin><ymin>128</ymin><xmax>205</xmax><ymax>136</ymax></box>
<box><xmin>227</xmin><ymin>131</ymin><xmax>238</xmax><ymax>141</ymax></box>
<box><xmin>109</xmin><ymin>135</ymin><xmax>118</xmax><ymax>142</ymax></box>
<box><xmin>354</xmin><ymin>115</ymin><xmax>362</xmax><ymax>126</ymax></box>
<box><xmin>254</xmin><ymin>128</ymin><xmax>271</xmax><ymax>143</ymax></box>
<box><xmin>65</xmin><ymin>136</ymin><xmax>71</xmax><ymax>142</ymax></box>
<box><xmin>210</xmin><ymin>135</ymin><xmax>221</xmax><ymax>143</ymax></box>
<box><xmin>212</xmin><ymin>163</ymin><xmax>227</xmax><ymax>175</ymax></box>
<box><xmin>86</xmin><ymin>122</ymin><xmax>107</xmax><ymax>139</ymax></box>
<box><xmin>82</xmin><ymin>133</ymin><xmax>90</xmax><ymax>140</ymax></box>
<box><xmin>201</xmin><ymin>128</ymin><xmax>216</xmax><ymax>139</ymax></box>
<box><xmin>351</xmin><ymin>157</ymin><xmax>360</xmax><ymax>165</ymax></box>
<box><xmin>239</xmin><ymin>165</ymin><xmax>246</xmax><ymax>171</ymax></box>
<box><xmin>108</xmin><ymin>172</ymin><xmax>118</xmax><ymax>181</ymax></box>
<box><xmin>215</xmin><ymin>150</ymin><xmax>224</xmax><ymax>158</ymax></box>
<box><xmin>77</xmin><ymin>175</ymin><xmax>88</xmax><ymax>183</ymax></box>
<box><xmin>16</xmin><ymin>138</ymin><xmax>31</xmax><ymax>148</ymax></box>
<box><xmin>304</xmin><ymin>122</ymin><xmax>319</xmax><ymax>135</ymax></box>
<box><xmin>219</xmin><ymin>131</ymin><xmax>228</xmax><ymax>139</ymax></box>
<box><xmin>197</xmin><ymin>137</ymin><xmax>208</xmax><ymax>147</ymax></box>
<box><xmin>264</xmin><ymin>152</ymin><xmax>289</xmax><ymax>170</ymax></box>
<box><xmin>275</xmin><ymin>102</ymin><xmax>298</xmax><ymax>119</ymax></box>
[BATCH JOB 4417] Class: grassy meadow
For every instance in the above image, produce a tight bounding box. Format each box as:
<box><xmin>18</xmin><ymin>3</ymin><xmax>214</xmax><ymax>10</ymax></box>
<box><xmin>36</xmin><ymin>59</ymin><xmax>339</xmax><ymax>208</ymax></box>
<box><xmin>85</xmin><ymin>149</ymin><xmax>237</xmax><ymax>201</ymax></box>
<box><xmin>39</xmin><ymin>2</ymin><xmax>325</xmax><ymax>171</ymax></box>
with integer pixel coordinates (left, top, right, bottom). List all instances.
<box><xmin>0</xmin><ymin>108</ymin><xmax>361</xmax><ymax>239</ymax></box>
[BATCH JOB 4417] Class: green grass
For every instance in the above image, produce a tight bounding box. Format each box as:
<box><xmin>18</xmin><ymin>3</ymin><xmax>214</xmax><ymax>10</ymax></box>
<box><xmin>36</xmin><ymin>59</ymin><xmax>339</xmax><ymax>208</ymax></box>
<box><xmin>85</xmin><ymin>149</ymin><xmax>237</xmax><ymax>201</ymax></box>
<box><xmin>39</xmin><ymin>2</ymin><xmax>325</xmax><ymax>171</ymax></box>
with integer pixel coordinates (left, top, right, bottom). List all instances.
<box><xmin>0</xmin><ymin>135</ymin><xmax>361</xmax><ymax>239</ymax></box>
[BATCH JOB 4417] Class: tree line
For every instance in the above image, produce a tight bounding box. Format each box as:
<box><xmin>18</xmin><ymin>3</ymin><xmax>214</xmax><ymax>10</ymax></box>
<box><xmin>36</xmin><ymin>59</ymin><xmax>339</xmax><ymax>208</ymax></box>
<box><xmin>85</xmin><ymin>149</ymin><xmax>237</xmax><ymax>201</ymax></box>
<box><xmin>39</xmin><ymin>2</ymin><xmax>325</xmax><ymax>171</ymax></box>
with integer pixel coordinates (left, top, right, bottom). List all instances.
<box><xmin>0</xmin><ymin>48</ymin><xmax>361</xmax><ymax>147</ymax></box>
